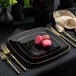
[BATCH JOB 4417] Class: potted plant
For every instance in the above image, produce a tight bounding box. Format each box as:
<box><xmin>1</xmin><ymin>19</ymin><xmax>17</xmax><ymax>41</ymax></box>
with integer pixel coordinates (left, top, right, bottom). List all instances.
<box><xmin>0</xmin><ymin>0</ymin><xmax>17</xmax><ymax>26</ymax></box>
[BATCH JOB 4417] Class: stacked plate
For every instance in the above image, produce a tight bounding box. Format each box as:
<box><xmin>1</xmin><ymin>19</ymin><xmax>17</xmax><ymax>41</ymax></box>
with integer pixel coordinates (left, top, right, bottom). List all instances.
<box><xmin>7</xmin><ymin>27</ymin><xmax>70</xmax><ymax>65</ymax></box>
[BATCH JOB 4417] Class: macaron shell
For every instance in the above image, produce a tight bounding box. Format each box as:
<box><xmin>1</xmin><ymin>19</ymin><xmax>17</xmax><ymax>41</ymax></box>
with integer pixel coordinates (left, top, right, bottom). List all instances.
<box><xmin>42</xmin><ymin>39</ymin><xmax>52</xmax><ymax>47</ymax></box>
<box><xmin>34</xmin><ymin>35</ymin><xmax>43</xmax><ymax>45</ymax></box>
<box><xmin>42</xmin><ymin>35</ymin><xmax>50</xmax><ymax>40</ymax></box>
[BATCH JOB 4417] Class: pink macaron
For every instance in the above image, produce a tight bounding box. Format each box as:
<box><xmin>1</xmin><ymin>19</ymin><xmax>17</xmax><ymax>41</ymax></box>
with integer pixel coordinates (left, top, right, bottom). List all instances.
<box><xmin>42</xmin><ymin>39</ymin><xmax>52</xmax><ymax>47</ymax></box>
<box><xmin>42</xmin><ymin>35</ymin><xmax>50</xmax><ymax>40</ymax></box>
<box><xmin>34</xmin><ymin>35</ymin><xmax>43</xmax><ymax>45</ymax></box>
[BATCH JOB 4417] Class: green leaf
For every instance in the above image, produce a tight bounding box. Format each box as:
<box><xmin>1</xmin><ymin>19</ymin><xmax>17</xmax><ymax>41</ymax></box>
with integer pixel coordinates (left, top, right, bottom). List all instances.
<box><xmin>0</xmin><ymin>0</ymin><xmax>17</xmax><ymax>8</ymax></box>
<box><xmin>9</xmin><ymin>0</ymin><xmax>17</xmax><ymax>5</ymax></box>
<box><xmin>23</xmin><ymin>0</ymin><xmax>30</xmax><ymax>8</ymax></box>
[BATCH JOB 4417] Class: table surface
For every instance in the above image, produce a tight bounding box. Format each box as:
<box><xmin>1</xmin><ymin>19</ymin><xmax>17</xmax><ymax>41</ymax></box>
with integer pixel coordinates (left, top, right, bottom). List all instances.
<box><xmin>0</xmin><ymin>25</ymin><xmax>76</xmax><ymax>76</ymax></box>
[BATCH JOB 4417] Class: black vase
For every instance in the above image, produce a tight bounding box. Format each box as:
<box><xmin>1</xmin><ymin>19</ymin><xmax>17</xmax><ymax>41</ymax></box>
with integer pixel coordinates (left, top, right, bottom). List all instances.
<box><xmin>11</xmin><ymin>0</ymin><xmax>25</xmax><ymax>21</ymax></box>
<box><xmin>33</xmin><ymin>0</ymin><xmax>54</xmax><ymax>25</ymax></box>
<box><xmin>58</xmin><ymin>0</ymin><xmax>74</xmax><ymax>9</ymax></box>
<box><xmin>0</xmin><ymin>8</ymin><xmax>13</xmax><ymax>26</ymax></box>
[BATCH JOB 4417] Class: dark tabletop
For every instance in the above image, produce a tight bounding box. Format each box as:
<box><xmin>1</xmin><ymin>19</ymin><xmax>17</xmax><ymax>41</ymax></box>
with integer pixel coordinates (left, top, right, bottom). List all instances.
<box><xmin>0</xmin><ymin>24</ymin><xmax>76</xmax><ymax>76</ymax></box>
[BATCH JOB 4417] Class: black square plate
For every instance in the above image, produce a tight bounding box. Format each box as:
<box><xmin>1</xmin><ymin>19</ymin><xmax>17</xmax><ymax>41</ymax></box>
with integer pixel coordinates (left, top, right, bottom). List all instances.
<box><xmin>7</xmin><ymin>27</ymin><xmax>70</xmax><ymax>65</ymax></box>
